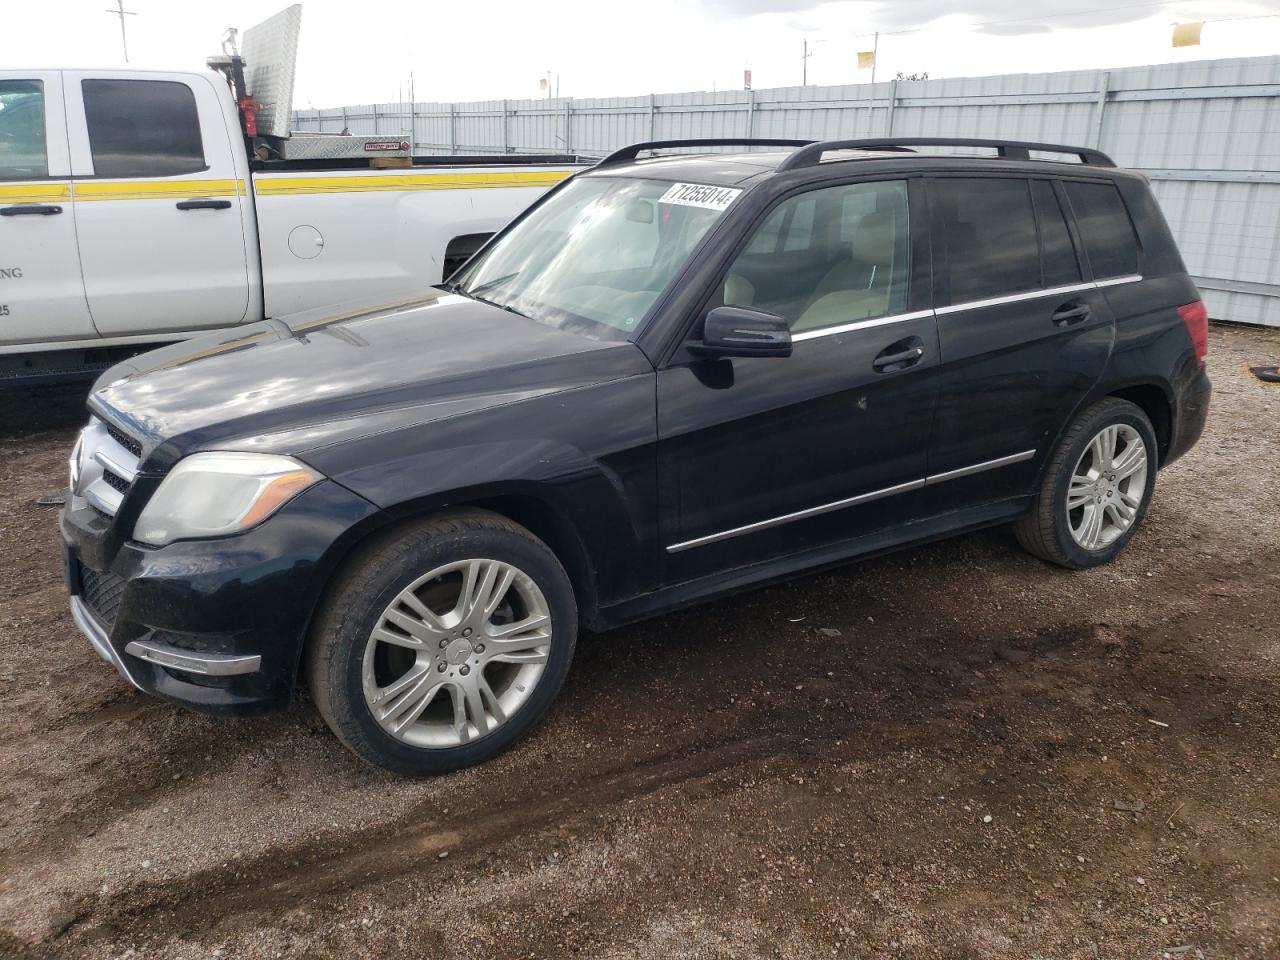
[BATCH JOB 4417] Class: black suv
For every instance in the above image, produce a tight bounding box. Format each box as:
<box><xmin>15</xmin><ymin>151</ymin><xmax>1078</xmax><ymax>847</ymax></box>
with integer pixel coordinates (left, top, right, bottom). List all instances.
<box><xmin>61</xmin><ymin>137</ymin><xmax>1211</xmax><ymax>774</ymax></box>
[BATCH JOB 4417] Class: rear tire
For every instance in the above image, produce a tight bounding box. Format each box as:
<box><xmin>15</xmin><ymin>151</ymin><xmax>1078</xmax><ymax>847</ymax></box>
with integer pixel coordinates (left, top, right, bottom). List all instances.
<box><xmin>306</xmin><ymin>509</ymin><xmax>577</xmax><ymax>776</ymax></box>
<box><xmin>1014</xmin><ymin>398</ymin><xmax>1157</xmax><ymax>569</ymax></box>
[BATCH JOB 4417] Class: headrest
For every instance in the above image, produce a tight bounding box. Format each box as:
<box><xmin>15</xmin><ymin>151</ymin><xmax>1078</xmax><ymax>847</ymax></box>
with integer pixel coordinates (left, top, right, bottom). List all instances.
<box><xmin>851</xmin><ymin>209</ymin><xmax>896</xmax><ymax>267</ymax></box>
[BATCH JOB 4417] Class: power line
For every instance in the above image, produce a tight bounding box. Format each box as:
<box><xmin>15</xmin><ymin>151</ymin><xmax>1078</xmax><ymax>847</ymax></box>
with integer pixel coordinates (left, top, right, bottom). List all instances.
<box><xmin>104</xmin><ymin>0</ymin><xmax>138</xmax><ymax>63</ymax></box>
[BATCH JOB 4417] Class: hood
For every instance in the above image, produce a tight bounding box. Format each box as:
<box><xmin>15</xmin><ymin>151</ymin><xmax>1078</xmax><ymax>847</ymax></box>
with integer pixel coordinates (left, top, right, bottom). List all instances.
<box><xmin>90</xmin><ymin>290</ymin><xmax>651</xmax><ymax>470</ymax></box>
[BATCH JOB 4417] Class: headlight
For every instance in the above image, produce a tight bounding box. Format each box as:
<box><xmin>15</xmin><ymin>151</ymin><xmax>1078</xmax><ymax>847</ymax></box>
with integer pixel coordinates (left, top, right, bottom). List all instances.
<box><xmin>133</xmin><ymin>452</ymin><xmax>321</xmax><ymax>547</ymax></box>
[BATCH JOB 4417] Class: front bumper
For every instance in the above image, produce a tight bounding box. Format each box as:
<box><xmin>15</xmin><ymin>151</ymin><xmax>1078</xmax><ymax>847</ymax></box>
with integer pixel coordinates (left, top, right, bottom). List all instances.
<box><xmin>61</xmin><ymin>479</ymin><xmax>382</xmax><ymax>715</ymax></box>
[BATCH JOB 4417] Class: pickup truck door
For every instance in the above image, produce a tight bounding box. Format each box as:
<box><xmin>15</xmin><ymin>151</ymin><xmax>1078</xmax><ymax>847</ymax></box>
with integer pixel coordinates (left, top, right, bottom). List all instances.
<box><xmin>64</xmin><ymin>71</ymin><xmax>253</xmax><ymax>336</ymax></box>
<box><xmin>0</xmin><ymin>71</ymin><xmax>97</xmax><ymax>344</ymax></box>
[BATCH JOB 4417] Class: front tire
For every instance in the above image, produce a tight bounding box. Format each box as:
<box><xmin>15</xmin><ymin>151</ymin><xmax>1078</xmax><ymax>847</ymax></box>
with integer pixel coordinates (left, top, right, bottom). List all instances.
<box><xmin>1014</xmin><ymin>398</ymin><xmax>1158</xmax><ymax>569</ymax></box>
<box><xmin>306</xmin><ymin>509</ymin><xmax>577</xmax><ymax>775</ymax></box>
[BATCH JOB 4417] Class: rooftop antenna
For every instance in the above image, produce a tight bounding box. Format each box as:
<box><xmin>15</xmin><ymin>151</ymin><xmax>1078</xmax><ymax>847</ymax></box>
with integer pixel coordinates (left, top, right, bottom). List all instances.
<box><xmin>104</xmin><ymin>0</ymin><xmax>138</xmax><ymax>63</ymax></box>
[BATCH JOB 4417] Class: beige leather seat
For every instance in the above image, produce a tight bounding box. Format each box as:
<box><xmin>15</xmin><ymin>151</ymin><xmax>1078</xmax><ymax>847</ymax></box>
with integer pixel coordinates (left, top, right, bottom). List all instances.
<box><xmin>724</xmin><ymin>272</ymin><xmax>755</xmax><ymax>308</ymax></box>
<box><xmin>793</xmin><ymin>210</ymin><xmax>896</xmax><ymax>332</ymax></box>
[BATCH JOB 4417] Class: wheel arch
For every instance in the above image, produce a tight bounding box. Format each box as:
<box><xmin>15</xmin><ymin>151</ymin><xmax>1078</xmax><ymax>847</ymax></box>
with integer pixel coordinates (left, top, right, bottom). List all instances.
<box><xmin>1105</xmin><ymin>381</ymin><xmax>1173</xmax><ymax>465</ymax></box>
<box><xmin>302</xmin><ymin>483</ymin><xmax>601</xmax><ymax>670</ymax></box>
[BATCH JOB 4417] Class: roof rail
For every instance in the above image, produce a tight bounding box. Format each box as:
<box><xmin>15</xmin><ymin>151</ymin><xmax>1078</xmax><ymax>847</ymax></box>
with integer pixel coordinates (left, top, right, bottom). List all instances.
<box><xmin>775</xmin><ymin>137</ymin><xmax>1115</xmax><ymax>171</ymax></box>
<box><xmin>597</xmin><ymin>138</ymin><xmax>815</xmax><ymax>168</ymax></box>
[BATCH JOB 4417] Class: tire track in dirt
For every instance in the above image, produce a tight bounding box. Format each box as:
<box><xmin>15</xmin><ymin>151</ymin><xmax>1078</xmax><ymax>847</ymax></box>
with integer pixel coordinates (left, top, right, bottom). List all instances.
<box><xmin>58</xmin><ymin>732</ymin><xmax>800</xmax><ymax>949</ymax></box>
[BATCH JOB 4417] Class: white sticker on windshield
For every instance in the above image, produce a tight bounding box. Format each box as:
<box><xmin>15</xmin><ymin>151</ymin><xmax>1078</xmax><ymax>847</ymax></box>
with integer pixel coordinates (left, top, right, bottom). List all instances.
<box><xmin>659</xmin><ymin>182</ymin><xmax>742</xmax><ymax>211</ymax></box>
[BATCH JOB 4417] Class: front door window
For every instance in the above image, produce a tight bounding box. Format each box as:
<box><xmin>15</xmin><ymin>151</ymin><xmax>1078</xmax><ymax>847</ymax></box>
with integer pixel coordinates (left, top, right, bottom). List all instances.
<box><xmin>723</xmin><ymin>179</ymin><xmax>910</xmax><ymax>332</ymax></box>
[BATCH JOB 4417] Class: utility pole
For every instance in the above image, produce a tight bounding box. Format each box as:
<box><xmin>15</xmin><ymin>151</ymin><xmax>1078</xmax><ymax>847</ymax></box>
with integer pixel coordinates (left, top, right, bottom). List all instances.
<box><xmin>802</xmin><ymin>37</ymin><xmax>826</xmax><ymax>86</ymax></box>
<box><xmin>104</xmin><ymin>0</ymin><xmax>137</xmax><ymax>63</ymax></box>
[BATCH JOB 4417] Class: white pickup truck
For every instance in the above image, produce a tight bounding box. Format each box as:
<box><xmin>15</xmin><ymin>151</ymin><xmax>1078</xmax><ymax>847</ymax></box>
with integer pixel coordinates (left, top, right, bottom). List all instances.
<box><xmin>0</xmin><ymin>9</ymin><xmax>581</xmax><ymax>383</ymax></box>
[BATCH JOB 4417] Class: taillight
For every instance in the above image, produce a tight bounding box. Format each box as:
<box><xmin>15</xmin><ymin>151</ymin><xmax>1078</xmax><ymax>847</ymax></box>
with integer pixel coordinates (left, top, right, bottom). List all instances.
<box><xmin>1177</xmin><ymin>300</ymin><xmax>1208</xmax><ymax>366</ymax></box>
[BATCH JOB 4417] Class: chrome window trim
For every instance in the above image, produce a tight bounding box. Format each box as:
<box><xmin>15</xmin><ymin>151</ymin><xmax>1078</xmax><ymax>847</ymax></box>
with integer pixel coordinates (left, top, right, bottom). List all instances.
<box><xmin>935</xmin><ymin>275</ymin><xmax>1145</xmax><ymax>316</ymax></box>
<box><xmin>666</xmin><ymin>449</ymin><xmax>1036</xmax><ymax>554</ymax></box>
<box><xmin>791</xmin><ymin>309</ymin><xmax>934</xmax><ymax>343</ymax></box>
<box><xmin>1094</xmin><ymin>274</ymin><xmax>1143</xmax><ymax>288</ymax></box>
<box><xmin>934</xmin><ymin>281</ymin><xmax>1096</xmax><ymax>316</ymax></box>
<box><xmin>789</xmin><ymin>276</ymin><xmax>1144</xmax><ymax>340</ymax></box>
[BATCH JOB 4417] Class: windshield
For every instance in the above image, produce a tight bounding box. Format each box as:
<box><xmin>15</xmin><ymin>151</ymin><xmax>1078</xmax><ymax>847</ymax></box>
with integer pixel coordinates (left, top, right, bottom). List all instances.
<box><xmin>453</xmin><ymin>176</ymin><xmax>740</xmax><ymax>340</ymax></box>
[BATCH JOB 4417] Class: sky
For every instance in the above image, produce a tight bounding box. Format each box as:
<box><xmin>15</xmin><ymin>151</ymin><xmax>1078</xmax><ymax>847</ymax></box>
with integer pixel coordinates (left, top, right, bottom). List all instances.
<box><xmin>3</xmin><ymin>0</ymin><xmax>1280</xmax><ymax>109</ymax></box>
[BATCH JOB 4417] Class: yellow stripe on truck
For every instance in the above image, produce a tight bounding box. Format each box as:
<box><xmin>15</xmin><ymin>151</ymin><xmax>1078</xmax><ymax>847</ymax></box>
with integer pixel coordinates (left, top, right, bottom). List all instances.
<box><xmin>72</xmin><ymin>179</ymin><xmax>247</xmax><ymax>202</ymax></box>
<box><xmin>253</xmin><ymin>169</ymin><xmax>575</xmax><ymax>196</ymax></box>
<box><xmin>0</xmin><ymin>183</ymin><xmax>73</xmax><ymax>204</ymax></box>
<box><xmin>2</xmin><ymin>170</ymin><xmax>571</xmax><ymax>206</ymax></box>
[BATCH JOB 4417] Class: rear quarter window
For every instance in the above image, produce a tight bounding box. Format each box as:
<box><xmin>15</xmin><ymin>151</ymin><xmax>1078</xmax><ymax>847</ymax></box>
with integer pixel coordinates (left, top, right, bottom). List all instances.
<box><xmin>1063</xmin><ymin>180</ymin><xmax>1140</xmax><ymax>279</ymax></box>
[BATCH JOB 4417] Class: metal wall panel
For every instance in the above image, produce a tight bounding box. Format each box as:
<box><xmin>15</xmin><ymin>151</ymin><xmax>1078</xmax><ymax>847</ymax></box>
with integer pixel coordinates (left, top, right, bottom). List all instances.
<box><xmin>293</xmin><ymin>54</ymin><xmax>1280</xmax><ymax>325</ymax></box>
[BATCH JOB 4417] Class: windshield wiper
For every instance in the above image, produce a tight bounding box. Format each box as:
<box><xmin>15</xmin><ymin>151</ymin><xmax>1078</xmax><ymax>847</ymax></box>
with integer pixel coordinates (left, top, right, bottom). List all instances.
<box><xmin>467</xmin><ymin>272</ymin><xmax>520</xmax><ymax>296</ymax></box>
<box><xmin>469</xmin><ymin>291</ymin><xmax>531</xmax><ymax>320</ymax></box>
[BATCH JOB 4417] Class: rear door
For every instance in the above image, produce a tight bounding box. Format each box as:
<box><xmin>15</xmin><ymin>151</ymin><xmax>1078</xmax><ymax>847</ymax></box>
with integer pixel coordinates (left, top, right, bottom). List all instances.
<box><xmin>0</xmin><ymin>71</ymin><xmax>97</xmax><ymax>343</ymax></box>
<box><xmin>657</xmin><ymin>177</ymin><xmax>939</xmax><ymax>583</ymax></box>
<box><xmin>65</xmin><ymin>72</ymin><xmax>252</xmax><ymax>335</ymax></box>
<box><xmin>924</xmin><ymin>174</ymin><xmax>1115</xmax><ymax>509</ymax></box>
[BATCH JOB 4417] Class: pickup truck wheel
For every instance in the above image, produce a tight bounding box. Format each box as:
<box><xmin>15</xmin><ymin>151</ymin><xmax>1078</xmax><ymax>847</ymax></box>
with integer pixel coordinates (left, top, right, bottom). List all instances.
<box><xmin>1013</xmin><ymin>398</ymin><xmax>1157</xmax><ymax>570</ymax></box>
<box><xmin>306</xmin><ymin>510</ymin><xmax>577</xmax><ymax>775</ymax></box>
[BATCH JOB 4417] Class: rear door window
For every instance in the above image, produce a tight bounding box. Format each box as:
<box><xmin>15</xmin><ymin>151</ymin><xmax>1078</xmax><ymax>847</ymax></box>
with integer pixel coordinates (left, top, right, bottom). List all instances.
<box><xmin>81</xmin><ymin>79</ymin><xmax>205</xmax><ymax>178</ymax></box>
<box><xmin>0</xmin><ymin>80</ymin><xmax>48</xmax><ymax>180</ymax></box>
<box><xmin>1063</xmin><ymin>180</ymin><xmax>1140</xmax><ymax>279</ymax></box>
<box><xmin>1032</xmin><ymin>180</ymin><xmax>1082</xmax><ymax>287</ymax></box>
<box><xmin>932</xmin><ymin>178</ymin><xmax>1041</xmax><ymax>305</ymax></box>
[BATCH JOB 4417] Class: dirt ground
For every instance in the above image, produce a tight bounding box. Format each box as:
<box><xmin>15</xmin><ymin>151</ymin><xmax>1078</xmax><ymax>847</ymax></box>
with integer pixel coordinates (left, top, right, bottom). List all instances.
<box><xmin>0</xmin><ymin>324</ymin><xmax>1277</xmax><ymax>960</ymax></box>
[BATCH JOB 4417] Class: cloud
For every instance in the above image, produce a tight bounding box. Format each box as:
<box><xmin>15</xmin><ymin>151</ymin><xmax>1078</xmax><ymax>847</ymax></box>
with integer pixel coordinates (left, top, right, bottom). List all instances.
<box><xmin>700</xmin><ymin>0</ymin><xmax>1280</xmax><ymax>35</ymax></box>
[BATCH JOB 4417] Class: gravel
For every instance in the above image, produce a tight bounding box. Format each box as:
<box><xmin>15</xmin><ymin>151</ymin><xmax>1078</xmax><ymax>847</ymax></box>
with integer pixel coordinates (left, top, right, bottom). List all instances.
<box><xmin>0</xmin><ymin>322</ymin><xmax>1277</xmax><ymax>959</ymax></box>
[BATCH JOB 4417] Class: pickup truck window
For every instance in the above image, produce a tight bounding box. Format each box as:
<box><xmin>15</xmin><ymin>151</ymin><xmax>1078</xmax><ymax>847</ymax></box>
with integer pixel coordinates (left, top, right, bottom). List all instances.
<box><xmin>82</xmin><ymin>79</ymin><xmax>205</xmax><ymax>179</ymax></box>
<box><xmin>725</xmin><ymin>180</ymin><xmax>909</xmax><ymax>332</ymax></box>
<box><xmin>455</xmin><ymin>176</ymin><xmax>734</xmax><ymax>341</ymax></box>
<box><xmin>0</xmin><ymin>80</ymin><xmax>47</xmax><ymax>181</ymax></box>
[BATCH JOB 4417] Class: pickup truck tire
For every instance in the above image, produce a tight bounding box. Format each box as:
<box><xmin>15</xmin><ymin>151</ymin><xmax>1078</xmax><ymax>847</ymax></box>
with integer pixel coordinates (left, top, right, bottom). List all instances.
<box><xmin>1014</xmin><ymin>398</ymin><xmax>1157</xmax><ymax>570</ymax></box>
<box><xmin>306</xmin><ymin>509</ymin><xmax>577</xmax><ymax>776</ymax></box>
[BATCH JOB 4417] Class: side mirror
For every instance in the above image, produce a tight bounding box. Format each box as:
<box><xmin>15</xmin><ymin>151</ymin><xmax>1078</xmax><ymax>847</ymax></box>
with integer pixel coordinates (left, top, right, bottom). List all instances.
<box><xmin>689</xmin><ymin>306</ymin><xmax>792</xmax><ymax>359</ymax></box>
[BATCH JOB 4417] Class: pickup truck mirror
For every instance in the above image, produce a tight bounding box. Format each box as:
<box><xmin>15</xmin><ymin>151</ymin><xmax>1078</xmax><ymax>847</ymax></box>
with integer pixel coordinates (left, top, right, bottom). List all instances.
<box><xmin>689</xmin><ymin>306</ymin><xmax>793</xmax><ymax>359</ymax></box>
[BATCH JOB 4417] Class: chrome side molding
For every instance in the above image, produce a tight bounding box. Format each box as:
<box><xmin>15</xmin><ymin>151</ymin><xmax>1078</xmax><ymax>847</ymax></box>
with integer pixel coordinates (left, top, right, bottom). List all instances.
<box><xmin>924</xmin><ymin>449</ymin><xmax>1035</xmax><ymax>484</ymax></box>
<box><xmin>666</xmin><ymin>449</ymin><xmax>1036</xmax><ymax>553</ymax></box>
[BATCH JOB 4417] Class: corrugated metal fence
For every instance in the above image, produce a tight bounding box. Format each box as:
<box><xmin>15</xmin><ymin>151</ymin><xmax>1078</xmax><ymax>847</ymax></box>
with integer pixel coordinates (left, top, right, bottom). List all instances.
<box><xmin>293</xmin><ymin>55</ymin><xmax>1280</xmax><ymax>327</ymax></box>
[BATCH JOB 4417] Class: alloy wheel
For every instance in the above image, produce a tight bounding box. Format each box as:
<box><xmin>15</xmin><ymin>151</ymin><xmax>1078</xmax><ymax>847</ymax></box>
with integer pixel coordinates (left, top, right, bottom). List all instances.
<box><xmin>1066</xmin><ymin>424</ymin><xmax>1149</xmax><ymax>551</ymax></box>
<box><xmin>361</xmin><ymin>558</ymin><xmax>553</xmax><ymax>748</ymax></box>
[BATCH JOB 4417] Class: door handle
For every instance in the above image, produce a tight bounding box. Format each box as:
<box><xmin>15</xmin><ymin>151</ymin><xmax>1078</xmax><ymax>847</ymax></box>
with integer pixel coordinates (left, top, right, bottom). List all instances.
<box><xmin>175</xmin><ymin>199</ymin><xmax>232</xmax><ymax>211</ymax></box>
<box><xmin>872</xmin><ymin>339</ymin><xmax>925</xmax><ymax>373</ymax></box>
<box><xmin>1</xmin><ymin>204</ymin><xmax>63</xmax><ymax>216</ymax></box>
<box><xmin>1052</xmin><ymin>301</ymin><xmax>1091</xmax><ymax>326</ymax></box>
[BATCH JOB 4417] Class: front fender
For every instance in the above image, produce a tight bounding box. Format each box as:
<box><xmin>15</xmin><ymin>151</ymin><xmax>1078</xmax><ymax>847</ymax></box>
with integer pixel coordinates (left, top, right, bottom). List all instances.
<box><xmin>310</xmin><ymin>374</ymin><xmax>659</xmax><ymax>612</ymax></box>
